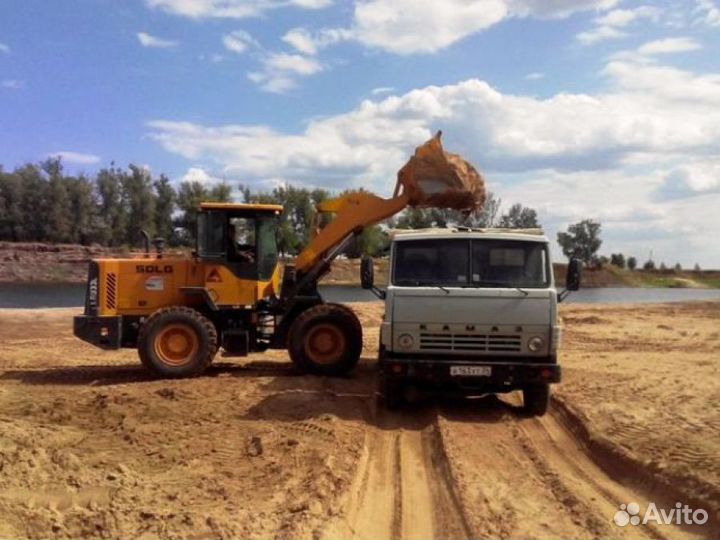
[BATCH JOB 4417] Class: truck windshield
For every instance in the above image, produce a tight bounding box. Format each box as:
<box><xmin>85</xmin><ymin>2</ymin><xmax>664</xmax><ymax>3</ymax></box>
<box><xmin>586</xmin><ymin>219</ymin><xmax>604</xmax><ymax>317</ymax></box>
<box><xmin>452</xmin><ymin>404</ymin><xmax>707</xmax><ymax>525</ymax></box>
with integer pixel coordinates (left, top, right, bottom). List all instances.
<box><xmin>471</xmin><ymin>240</ymin><xmax>548</xmax><ymax>288</ymax></box>
<box><xmin>392</xmin><ymin>238</ymin><xmax>549</xmax><ymax>288</ymax></box>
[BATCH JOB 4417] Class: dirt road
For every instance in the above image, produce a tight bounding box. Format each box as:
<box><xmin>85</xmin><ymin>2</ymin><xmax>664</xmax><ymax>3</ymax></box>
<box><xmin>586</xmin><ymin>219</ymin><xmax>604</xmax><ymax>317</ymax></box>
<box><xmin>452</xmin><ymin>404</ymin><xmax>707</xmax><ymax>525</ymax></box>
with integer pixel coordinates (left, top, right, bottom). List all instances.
<box><xmin>1</xmin><ymin>302</ymin><xmax>718</xmax><ymax>539</ymax></box>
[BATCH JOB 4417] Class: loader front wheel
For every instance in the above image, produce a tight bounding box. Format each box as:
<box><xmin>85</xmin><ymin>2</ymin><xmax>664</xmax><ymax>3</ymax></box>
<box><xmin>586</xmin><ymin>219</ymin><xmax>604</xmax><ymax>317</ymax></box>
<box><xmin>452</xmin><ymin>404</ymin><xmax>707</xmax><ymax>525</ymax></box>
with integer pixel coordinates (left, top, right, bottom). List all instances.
<box><xmin>138</xmin><ymin>307</ymin><xmax>217</xmax><ymax>378</ymax></box>
<box><xmin>288</xmin><ymin>303</ymin><xmax>362</xmax><ymax>376</ymax></box>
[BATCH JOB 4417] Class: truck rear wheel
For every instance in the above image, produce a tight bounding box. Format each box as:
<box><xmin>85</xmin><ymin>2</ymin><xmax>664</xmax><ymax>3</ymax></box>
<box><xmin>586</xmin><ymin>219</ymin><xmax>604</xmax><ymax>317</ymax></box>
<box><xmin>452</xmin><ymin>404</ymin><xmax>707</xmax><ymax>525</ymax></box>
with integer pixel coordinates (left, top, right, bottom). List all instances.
<box><xmin>138</xmin><ymin>307</ymin><xmax>217</xmax><ymax>378</ymax></box>
<box><xmin>287</xmin><ymin>303</ymin><xmax>362</xmax><ymax>376</ymax></box>
<box><xmin>523</xmin><ymin>383</ymin><xmax>550</xmax><ymax>416</ymax></box>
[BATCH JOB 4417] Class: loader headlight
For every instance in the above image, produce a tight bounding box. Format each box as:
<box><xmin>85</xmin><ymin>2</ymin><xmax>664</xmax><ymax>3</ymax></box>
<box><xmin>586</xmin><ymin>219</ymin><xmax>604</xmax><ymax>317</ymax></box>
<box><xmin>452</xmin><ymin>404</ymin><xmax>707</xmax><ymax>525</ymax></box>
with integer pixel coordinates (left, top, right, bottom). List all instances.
<box><xmin>528</xmin><ymin>336</ymin><xmax>545</xmax><ymax>352</ymax></box>
<box><xmin>398</xmin><ymin>333</ymin><xmax>414</xmax><ymax>349</ymax></box>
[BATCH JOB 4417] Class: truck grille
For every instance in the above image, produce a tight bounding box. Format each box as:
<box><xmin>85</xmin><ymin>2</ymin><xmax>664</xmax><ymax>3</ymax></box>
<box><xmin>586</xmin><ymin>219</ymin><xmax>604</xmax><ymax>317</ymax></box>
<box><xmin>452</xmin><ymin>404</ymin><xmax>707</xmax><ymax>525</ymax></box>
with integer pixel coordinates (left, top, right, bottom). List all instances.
<box><xmin>419</xmin><ymin>332</ymin><xmax>522</xmax><ymax>352</ymax></box>
<box><xmin>106</xmin><ymin>273</ymin><xmax>117</xmax><ymax>310</ymax></box>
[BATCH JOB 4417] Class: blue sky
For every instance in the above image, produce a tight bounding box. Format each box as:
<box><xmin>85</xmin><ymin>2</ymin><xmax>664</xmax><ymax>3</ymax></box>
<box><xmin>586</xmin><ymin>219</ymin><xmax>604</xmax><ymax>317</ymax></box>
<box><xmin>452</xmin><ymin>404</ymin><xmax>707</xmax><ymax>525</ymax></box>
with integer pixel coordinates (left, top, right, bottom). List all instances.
<box><xmin>1</xmin><ymin>0</ymin><xmax>720</xmax><ymax>266</ymax></box>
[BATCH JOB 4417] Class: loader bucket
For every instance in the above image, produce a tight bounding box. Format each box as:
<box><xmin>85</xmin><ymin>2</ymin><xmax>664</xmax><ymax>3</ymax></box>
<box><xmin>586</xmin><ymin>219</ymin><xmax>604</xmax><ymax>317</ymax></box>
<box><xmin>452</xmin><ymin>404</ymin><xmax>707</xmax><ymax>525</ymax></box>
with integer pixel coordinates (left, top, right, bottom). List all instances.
<box><xmin>396</xmin><ymin>131</ymin><xmax>486</xmax><ymax>212</ymax></box>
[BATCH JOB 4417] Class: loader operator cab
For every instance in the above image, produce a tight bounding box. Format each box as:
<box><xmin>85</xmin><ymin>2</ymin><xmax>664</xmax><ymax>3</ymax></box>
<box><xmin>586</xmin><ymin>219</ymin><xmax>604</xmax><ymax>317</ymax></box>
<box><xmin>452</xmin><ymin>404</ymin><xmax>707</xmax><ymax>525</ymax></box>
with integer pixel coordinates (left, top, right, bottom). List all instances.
<box><xmin>196</xmin><ymin>202</ymin><xmax>282</xmax><ymax>281</ymax></box>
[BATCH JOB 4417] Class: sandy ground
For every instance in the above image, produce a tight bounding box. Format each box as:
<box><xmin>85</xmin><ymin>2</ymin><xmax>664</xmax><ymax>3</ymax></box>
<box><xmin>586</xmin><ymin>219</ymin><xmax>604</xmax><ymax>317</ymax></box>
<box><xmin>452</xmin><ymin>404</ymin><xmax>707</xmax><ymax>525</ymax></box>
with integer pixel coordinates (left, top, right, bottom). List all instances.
<box><xmin>0</xmin><ymin>302</ymin><xmax>718</xmax><ymax>539</ymax></box>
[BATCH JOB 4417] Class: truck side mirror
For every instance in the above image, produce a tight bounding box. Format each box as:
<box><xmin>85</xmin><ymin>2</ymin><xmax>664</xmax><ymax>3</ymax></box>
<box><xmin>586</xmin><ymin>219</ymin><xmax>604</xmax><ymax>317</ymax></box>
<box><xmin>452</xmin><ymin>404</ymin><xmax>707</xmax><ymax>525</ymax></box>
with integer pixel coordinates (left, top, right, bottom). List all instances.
<box><xmin>361</xmin><ymin>255</ymin><xmax>375</xmax><ymax>290</ymax></box>
<box><xmin>566</xmin><ymin>258</ymin><xmax>581</xmax><ymax>291</ymax></box>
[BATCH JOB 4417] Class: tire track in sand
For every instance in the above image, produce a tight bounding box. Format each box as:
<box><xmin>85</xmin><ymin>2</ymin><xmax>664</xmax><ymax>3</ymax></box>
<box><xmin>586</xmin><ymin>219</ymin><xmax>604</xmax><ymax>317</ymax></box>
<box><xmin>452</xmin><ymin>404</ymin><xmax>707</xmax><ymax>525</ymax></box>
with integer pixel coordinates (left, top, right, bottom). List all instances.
<box><xmin>438</xmin><ymin>394</ymin><xmax>712</xmax><ymax>540</ymax></box>
<box><xmin>322</xmin><ymin>409</ymin><xmax>471</xmax><ymax>540</ymax></box>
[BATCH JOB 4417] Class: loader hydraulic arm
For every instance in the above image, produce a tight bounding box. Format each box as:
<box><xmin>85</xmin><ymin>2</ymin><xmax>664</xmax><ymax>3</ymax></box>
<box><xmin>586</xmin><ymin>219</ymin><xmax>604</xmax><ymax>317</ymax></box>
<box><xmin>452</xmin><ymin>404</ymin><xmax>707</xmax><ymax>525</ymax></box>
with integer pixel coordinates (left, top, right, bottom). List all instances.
<box><xmin>294</xmin><ymin>190</ymin><xmax>409</xmax><ymax>274</ymax></box>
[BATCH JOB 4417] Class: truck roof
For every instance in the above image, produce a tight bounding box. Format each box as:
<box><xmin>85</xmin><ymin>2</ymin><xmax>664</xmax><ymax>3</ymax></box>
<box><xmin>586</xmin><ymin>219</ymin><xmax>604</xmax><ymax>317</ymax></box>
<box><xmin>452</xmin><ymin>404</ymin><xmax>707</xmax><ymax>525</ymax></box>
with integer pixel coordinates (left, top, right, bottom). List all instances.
<box><xmin>198</xmin><ymin>202</ymin><xmax>283</xmax><ymax>213</ymax></box>
<box><xmin>390</xmin><ymin>227</ymin><xmax>548</xmax><ymax>242</ymax></box>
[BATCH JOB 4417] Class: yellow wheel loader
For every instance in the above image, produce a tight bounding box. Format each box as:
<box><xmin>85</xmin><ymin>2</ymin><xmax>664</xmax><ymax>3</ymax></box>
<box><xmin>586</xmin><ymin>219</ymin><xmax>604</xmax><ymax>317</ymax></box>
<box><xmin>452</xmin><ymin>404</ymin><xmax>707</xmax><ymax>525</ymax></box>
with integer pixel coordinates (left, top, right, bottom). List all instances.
<box><xmin>73</xmin><ymin>133</ymin><xmax>486</xmax><ymax>377</ymax></box>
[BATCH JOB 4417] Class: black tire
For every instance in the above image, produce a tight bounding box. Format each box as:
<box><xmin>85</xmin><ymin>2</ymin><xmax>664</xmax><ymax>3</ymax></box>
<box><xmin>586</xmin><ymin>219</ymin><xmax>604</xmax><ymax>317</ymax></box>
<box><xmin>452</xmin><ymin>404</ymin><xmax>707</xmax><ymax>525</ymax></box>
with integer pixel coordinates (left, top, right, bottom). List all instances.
<box><xmin>138</xmin><ymin>306</ymin><xmax>217</xmax><ymax>378</ymax></box>
<box><xmin>523</xmin><ymin>383</ymin><xmax>550</xmax><ymax>416</ymax></box>
<box><xmin>377</xmin><ymin>371</ymin><xmax>404</xmax><ymax>410</ymax></box>
<box><xmin>287</xmin><ymin>303</ymin><xmax>362</xmax><ymax>376</ymax></box>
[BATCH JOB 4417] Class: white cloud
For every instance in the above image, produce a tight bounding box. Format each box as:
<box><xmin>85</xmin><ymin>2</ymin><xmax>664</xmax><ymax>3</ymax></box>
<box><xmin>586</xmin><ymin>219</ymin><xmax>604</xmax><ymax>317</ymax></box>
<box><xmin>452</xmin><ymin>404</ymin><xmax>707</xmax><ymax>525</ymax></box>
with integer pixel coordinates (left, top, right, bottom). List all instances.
<box><xmin>0</xmin><ymin>42</ymin><xmax>9</xmax><ymax>54</ymax></box>
<box><xmin>48</xmin><ymin>151</ymin><xmax>101</xmax><ymax>165</ymax></box>
<box><xmin>577</xmin><ymin>5</ymin><xmax>661</xmax><ymax>45</ymax></box>
<box><xmin>1</xmin><ymin>80</ymin><xmax>24</xmax><ymax>89</ymax></box>
<box><xmin>148</xmin><ymin>61</ymin><xmax>720</xmax><ymax>182</ymax></box>
<box><xmin>348</xmin><ymin>0</ymin><xmax>508</xmax><ymax>54</ymax></box>
<box><xmin>222</xmin><ymin>30</ymin><xmax>258</xmax><ymax>54</ymax></box>
<box><xmin>277</xmin><ymin>0</ymin><xmax>622</xmax><ymax>56</ymax></box>
<box><xmin>181</xmin><ymin>167</ymin><xmax>223</xmax><ymax>184</ymax></box>
<box><xmin>282</xmin><ymin>28</ymin><xmax>318</xmax><ymax>55</ymax></box>
<box><xmin>137</xmin><ymin>32</ymin><xmax>179</xmax><ymax>48</ymax></box>
<box><xmin>576</xmin><ymin>25</ymin><xmax>626</xmax><ymax>45</ymax></box>
<box><xmin>280</xmin><ymin>26</ymin><xmax>353</xmax><ymax>57</ymax></box>
<box><xmin>665</xmin><ymin>159</ymin><xmax>720</xmax><ymax>193</ymax></box>
<box><xmin>525</xmin><ymin>72</ymin><xmax>544</xmax><ymax>80</ymax></box>
<box><xmin>371</xmin><ymin>86</ymin><xmax>395</xmax><ymax>95</ymax></box>
<box><xmin>636</xmin><ymin>37</ymin><xmax>701</xmax><ymax>55</ymax></box>
<box><xmin>507</xmin><ymin>0</ymin><xmax>619</xmax><ymax>19</ymax></box>
<box><xmin>695</xmin><ymin>0</ymin><xmax>720</xmax><ymax>27</ymax></box>
<box><xmin>147</xmin><ymin>56</ymin><xmax>720</xmax><ymax>265</ymax></box>
<box><xmin>248</xmin><ymin>52</ymin><xmax>323</xmax><ymax>93</ymax></box>
<box><xmin>145</xmin><ymin>0</ymin><xmax>331</xmax><ymax>18</ymax></box>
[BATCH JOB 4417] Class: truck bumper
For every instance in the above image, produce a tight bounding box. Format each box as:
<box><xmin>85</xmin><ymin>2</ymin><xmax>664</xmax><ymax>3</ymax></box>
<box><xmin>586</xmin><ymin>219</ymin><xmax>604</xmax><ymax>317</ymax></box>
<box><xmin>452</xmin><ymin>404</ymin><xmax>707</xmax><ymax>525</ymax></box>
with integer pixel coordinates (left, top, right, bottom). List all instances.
<box><xmin>380</xmin><ymin>355</ymin><xmax>561</xmax><ymax>393</ymax></box>
<box><xmin>73</xmin><ymin>315</ymin><xmax>122</xmax><ymax>349</ymax></box>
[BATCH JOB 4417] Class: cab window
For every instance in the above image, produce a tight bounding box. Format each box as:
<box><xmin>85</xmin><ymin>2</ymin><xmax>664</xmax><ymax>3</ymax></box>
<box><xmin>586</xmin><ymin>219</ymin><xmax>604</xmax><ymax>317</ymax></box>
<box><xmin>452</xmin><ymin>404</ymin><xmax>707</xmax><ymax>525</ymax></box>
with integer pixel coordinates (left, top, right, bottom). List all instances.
<box><xmin>227</xmin><ymin>217</ymin><xmax>257</xmax><ymax>263</ymax></box>
<box><xmin>197</xmin><ymin>211</ymin><xmax>225</xmax><ymax>259</ymax></box>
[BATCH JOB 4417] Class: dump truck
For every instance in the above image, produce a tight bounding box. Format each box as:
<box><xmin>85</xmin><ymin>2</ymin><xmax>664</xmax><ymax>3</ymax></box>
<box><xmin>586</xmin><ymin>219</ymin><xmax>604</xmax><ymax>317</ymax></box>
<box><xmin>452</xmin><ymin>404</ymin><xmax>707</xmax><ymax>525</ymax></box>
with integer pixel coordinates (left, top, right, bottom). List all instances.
<box><xmin>362</xmin><ymin>227</ymin><xmax>581</xmax><ymax>415</ymax></box>
<box><xmin>73</xmin><ymin>133</ymin><xmax>487</xmax><ymax>377</ymax></box>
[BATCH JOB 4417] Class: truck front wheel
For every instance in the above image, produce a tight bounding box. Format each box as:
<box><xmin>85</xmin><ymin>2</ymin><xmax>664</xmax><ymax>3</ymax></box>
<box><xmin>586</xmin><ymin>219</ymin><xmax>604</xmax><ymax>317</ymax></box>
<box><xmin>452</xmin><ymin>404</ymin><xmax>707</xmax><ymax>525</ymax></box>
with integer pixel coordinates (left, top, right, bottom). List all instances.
<box><xmin>377</xmin><ymin>371</ymin><xmax>404</xmax><ymax>410</ymax></box>
<box><xmin>522</xmin><ymin>383</ymin><xmax>550</xmax><ymax>416</ymax></box>
<box><xmin>138</xmin><ymin>307</ymin><xmax>218</xmax><ymax>378</ymax></box>
<box><xmin>287</xmin><ymin>303</ymin><xmax>362</xmax><ymax>376</ymax></box>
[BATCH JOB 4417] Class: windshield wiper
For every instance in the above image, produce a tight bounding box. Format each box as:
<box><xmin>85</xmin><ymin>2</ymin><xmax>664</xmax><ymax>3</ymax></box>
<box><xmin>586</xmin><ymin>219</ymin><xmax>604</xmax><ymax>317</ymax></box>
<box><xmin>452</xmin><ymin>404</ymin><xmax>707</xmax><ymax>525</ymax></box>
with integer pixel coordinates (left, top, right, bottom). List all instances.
<box><xmin>396</xmin><ymin>279</ymin><xmax>451</xmax><ymax>293</ymax></box>
<box><xmin>473</xmin><ymin>280</ymin><xmax>530</xmax><ymax>295</ymax></box>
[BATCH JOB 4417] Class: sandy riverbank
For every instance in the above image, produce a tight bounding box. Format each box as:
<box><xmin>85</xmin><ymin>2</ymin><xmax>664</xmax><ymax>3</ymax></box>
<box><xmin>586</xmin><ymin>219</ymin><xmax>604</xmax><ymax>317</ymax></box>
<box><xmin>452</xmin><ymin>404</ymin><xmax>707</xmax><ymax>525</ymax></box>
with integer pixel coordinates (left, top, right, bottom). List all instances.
<box><xmin>0</xmin><ymin>302</ymin><xmax>717</xmax><ymax>538</ymax></box>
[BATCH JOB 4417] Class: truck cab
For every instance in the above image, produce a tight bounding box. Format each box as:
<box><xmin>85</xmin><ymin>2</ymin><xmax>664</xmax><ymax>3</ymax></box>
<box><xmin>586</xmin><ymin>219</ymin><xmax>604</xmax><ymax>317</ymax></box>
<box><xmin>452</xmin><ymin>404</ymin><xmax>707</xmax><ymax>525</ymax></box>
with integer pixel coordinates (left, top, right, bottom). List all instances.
<box><xmin>369</xmin><ymin>228</ymin><xmax>579</xmax><ymax>415</ymax></box>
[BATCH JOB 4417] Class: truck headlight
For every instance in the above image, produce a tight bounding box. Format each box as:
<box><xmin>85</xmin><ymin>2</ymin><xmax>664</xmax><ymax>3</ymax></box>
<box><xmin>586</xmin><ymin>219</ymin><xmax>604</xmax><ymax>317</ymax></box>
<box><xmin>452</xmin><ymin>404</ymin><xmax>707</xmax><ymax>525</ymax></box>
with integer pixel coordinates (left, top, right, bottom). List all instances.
<box><xmin>528</xmin><ymin>336</ymin><xmax>545</xmax><ymax>352</ymax></box>
<box><xmin>398</xmin><ymin>333</ymin><xmax>414</xmax><ymax>349</ymax></box>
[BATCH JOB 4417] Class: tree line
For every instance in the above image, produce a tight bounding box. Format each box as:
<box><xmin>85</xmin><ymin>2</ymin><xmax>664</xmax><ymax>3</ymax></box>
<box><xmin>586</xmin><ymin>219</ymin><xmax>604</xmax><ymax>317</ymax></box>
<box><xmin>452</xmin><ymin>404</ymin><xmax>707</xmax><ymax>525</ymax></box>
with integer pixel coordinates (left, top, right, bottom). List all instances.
<box><xmin>0</xmin><ymin>159</ymin><xmax>542</xmax><ymax>258</ymax></box>
<box><xmin>0</xmin><ymin>159</ymin><xmax>232</xmax><ymax>248</ymax></box>
<box><xmin>556</xmin><ymin>219</ymin><xmax>702</xmax><ymax>271</ymax></box>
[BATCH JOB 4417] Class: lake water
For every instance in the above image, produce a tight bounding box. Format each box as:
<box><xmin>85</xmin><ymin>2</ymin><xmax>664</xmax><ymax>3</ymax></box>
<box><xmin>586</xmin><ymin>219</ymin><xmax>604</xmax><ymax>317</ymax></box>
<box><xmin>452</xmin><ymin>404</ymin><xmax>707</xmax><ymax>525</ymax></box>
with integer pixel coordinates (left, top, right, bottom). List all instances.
<box><xmin>1</xmin><ymin>283</ymin><xmax>719</xmax><ymax>309</ymax></box>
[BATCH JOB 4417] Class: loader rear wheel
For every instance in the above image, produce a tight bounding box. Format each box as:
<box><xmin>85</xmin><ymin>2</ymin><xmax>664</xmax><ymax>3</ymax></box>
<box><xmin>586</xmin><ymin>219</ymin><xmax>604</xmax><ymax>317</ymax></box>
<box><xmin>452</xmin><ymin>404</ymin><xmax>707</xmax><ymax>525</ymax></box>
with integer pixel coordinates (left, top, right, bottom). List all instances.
<box><xmin>138</xmin><ymin>307</ymin><xmax>217</xmax><ymax>378</ymax></box>
<box><xmin>288</xmin><ymin>303</ymin><xmax>362</xmax><ymax>376</ymax></box>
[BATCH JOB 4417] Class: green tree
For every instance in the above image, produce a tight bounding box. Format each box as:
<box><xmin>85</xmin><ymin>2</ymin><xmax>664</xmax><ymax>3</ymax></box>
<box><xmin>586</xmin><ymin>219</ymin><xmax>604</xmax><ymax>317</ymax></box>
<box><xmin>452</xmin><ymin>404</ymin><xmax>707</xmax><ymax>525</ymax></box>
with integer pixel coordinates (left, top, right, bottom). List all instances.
<box><xmin>67</xmin><ymin>175</ymin><xmax>98</xmax><ymax>245</ymax></box>
<box><xmin>0</xmin><ymin>170</ymin><xmax>24</xmax><ymax>241</ymax></box>
<box><xmin>610</xmin><ymin>253</ymin><xmax>626</xmax><ymax>268</ymax></box>
<box><xmin>153</xmin><ymin>174</ymin><xmax>176</xmax><ymax>243</ymax></box>
<box><xmin>556</xmin><ymin>219</ymin><xmax>602</xmax><ymax>265</ymax></box>
<box><xmin>674</xmin><ymin>262</ymin><xmax>682</xmax><ymax>272</ymax></box>
<box><xmin>209</xmin><ymin>181</ymin><xmax>233</xmax><ymax>202</ymax></box>
<box><xmin>396</xmin><ymin>208</ymin><xmax>435</xmax><ymax>229</ymax></box>
<box><xmin>643</xmin><ymin>259</ymin><xmax>656</xmax><ymax>270</ymax></box>
<box><xmin>41</xmin><ymin>158</ymin><xmax>73</xmax><ymax>243</ymax></box>
<box><xmin>123</xmin><ymin>165</ymin><xmax>156</xmax><ymax>246</ymax></box>
<box><xmin>176</xmin><ymin>181</ymin><xmax>207</xmax><ymax>244</ymax></box>
<box><xmin>16</xmin><ymin>164</ymin><xmax>47</xmax><ymax>241</ymax></box>
<box><xmin>96</xmin><ymin>167</ymin><xmax>127</xmax><ymax>246</ymax></box>
<box><xmin>627</xmin><ymin>256</ymin><xmax>637</xmax><ymax>271</ymax></box>
<box><xmin>498</xmin><ymin>203</ymin><xmax>540</xmax><ymax>229</ymax></box>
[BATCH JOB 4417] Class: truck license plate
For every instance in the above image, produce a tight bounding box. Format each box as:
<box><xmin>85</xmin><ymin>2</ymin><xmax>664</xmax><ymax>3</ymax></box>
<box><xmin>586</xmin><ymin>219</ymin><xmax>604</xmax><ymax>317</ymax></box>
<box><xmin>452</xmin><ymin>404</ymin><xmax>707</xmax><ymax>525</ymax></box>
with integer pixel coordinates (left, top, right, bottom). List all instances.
<box><xmin>450</xmin><ymin>366</ymin><xmax>492</xmax><ymax>377</ymax></box>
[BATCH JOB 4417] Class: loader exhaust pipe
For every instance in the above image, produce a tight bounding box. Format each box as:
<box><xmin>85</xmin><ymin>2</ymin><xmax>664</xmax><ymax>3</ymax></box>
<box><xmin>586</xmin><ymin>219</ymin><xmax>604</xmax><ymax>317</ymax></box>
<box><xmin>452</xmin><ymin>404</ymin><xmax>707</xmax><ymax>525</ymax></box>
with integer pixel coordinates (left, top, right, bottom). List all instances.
<box><xmin>140</xmin><ymin>230</ymin><xmax>151</xmax><ymax>256</ymax></box>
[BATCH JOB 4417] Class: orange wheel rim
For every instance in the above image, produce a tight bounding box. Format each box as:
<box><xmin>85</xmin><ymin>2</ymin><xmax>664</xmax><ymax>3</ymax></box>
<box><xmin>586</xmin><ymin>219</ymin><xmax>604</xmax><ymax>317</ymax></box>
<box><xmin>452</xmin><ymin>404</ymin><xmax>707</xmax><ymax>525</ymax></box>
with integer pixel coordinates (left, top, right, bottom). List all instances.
<box><xmin>304</xmin><ymin>323</ymin><xmax>346</xmax><ymax>365</ymax></box>
<box><xmin>154</xmin><ymin>323</ymin><xmax>199</xmax><ymax>367</ymax></box>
